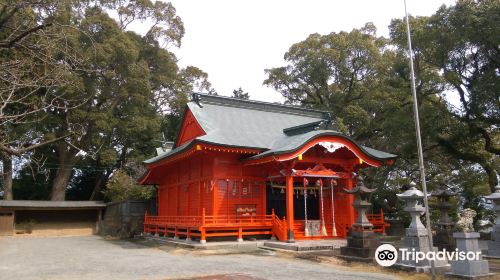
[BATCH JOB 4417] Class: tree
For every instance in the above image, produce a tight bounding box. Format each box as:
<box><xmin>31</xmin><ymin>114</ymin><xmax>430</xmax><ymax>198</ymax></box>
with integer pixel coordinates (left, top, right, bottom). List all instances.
<box><xmin>1</xmin><ymin>1</ymin><xmax>213</xmax><ymax>200</ymax></box>
<box><xmin>102</xmin><ymin>169</ymin><xmax>153</xmax><ymax>202</ymax></box>
<box><xmin>263</xmin><ymin>14</ymin><xmax>495</xmax><ymax>217</ymax></box>
<box><xmin>0</xmin><ymin>1</ymin><xmax>91</xmax><ymax>199</ymax></box>
<box><xmin>42</xmin><ymin>3</ymin><xmax>211</xmax><ymax>201</ymax></box>
<box><xmin>389</xmin><ymin>0</ymin><xmax>499</xmax><ymax>191</ymax></box>
<box><xmin>232</xmin><ymin>87</ymin><xmax>249</xmax><ymax>99</ymax></box>
<box><xmin>0</xmin><ymin>1</ymin><xmax>89</xmax><ymax>154</ymax></box>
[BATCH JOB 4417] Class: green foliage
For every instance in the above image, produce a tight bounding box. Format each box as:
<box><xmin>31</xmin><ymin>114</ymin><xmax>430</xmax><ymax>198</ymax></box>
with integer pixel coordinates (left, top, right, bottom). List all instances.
<box><xmin>264</xmin><ymin>1</ymin><xmax>499</xmax><ymax>221</ymax></box>
<box><xmin>388</xmin><ymin>0</ymin><xmax>499</xmax><ymax>191</ymax></box>
<box><xmin>12</xmin><ymin>167</ymin><xmax>51</xmax><ymax>200</ymax></box>
<box><xmin>1</xmin><ymin>1</ymin><xmax>213</xmax><ymax>200</ymax></box>
<box><xmin>102</xmin><ymin>169</ymin><xmax>153</xmax><ymax>202</ymax></box>
<box><xmin>232</xmin><ymin>87</ymin><xmax>250</xmax><ymax>100</ymax></box>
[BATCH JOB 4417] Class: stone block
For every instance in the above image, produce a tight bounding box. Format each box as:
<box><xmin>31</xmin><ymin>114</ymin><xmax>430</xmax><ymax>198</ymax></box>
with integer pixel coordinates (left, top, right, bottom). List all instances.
<box><xmin>454</xmin><ymin>232</ymin><xmax>480</xmax><ymax>239</ymax></box>
<box><xmin>402</xmin><ymin>235</ymin><xmax>431</xmax><ymax>250</ymax></box>
<box><xmin>346</xmin><ymin>236</ymin><xmax>380</xmax><ymax>248</ymax></box>
<box><xmin>487</xmin><ymin>240</ymin><xmax>500</xmax><ymax>257</ymax></box>
<box><xmin>455</xmin><ymin>233</ymin><xmax>482</xmax><ymax>256</ymax></box>
<box><xmin>340</xmin><ymin>246</ymin><xmax>377</xmax><ymax>259</ymax></box>
<box><xmin>449</xmin><ymin>260</ymin><xmax>490</xmax><ymax>277</ymax></box>
<box><xmin>490</xmin><ymin>231</ymin><xmax>500</xmax><ymax>242</ymax></box>
<box><xmin>406</xmin><ymin>228</ymin><xmax>428</xmax><ymax>237</ymax></box>
<box><xmin>340</xmin><ymin>230</ymin><xmax>380</xmax><ymax>261</ymax></box>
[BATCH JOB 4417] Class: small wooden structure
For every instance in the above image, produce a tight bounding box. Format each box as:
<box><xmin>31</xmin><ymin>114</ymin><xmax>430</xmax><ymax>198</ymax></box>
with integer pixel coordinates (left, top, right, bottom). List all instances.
<box><xmin>140</xmin><ymin>94</ymin><xmax>396</xmax><ymax>242</ymax></box>
<box><xmin>0</xmin><ymin>200</ymin><xmax>106</xmax><ymax>236</ymax></box>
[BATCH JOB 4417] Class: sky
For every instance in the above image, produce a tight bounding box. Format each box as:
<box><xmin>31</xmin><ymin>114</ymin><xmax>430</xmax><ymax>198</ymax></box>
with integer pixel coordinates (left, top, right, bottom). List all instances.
<box><xmin>166</xmin><ymin>0</ymin><xmax>457</xmax><ymax>103</ymax></box>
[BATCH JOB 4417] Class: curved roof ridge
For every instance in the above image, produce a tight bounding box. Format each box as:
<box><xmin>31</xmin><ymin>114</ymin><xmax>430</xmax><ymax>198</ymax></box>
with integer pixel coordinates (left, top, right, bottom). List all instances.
<box><xmin>193</xmin><ymin>92</ymin><xmax>329</xmax><ymax>119</ymax></box>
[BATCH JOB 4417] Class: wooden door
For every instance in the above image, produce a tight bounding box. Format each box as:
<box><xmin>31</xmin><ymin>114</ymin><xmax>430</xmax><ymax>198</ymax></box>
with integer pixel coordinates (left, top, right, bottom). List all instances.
<box><xmin>0</xmin><ymin>211</ymin><xmax>14</xmax><ymax>236</ymax></box>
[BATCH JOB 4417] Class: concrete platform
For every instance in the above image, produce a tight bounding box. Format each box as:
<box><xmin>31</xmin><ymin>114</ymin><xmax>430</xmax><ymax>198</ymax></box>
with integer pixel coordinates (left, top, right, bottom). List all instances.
<box><xmin>263</xmin><ymin>239</ymin><xmax>347</xmax><ymax>252</ymax></box>
<box><xmin>140</xmin><ymin>235</ymin><xmax>265</xmax><ymax>250</ymax></box>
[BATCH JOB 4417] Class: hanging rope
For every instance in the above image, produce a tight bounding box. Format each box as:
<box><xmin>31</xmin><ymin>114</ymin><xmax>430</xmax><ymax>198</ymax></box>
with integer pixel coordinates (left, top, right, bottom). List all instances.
<box><xmin>319</xmin><ymin>179</ymin><xmax>327</xmax><ymax>236</ymax></box>
<box><xmin>303</xmin><ymin>177</ymin><xmax>309</xmax><ymax>237</ymax></box>
<box><xmin>330</xmin><ymin>178</ymin><xmax>337</xmax><ymax>236</ymax></box>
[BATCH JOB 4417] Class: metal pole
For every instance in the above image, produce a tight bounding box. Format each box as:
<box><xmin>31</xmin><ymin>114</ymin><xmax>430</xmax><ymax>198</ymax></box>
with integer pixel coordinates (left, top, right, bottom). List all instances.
<box><xmin>403</xmin><ymin>0</ymin><xmax>436</xmax><ymax>278</ymax></box>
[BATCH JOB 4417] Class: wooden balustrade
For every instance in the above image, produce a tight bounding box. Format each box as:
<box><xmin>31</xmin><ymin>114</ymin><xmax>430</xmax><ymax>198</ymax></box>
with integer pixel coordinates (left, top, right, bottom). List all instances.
<box><xmin>144</xmin><ymin>208</ymin><xmax>274</xmax><ymax>242</ymax></box>
<box><xmin>355</xmin><ymin>209</ymin><xmax>390</xmax><ymax>234</ymax></box>
<box><xmin>270</xmin><ymin>209</ymin><xmax>287</xmax><ymax>241</ymax></box>
<box><xmin>143</xmin><ymin>208</ymin><xmax>388</xmax><ymax>242</ymax></box>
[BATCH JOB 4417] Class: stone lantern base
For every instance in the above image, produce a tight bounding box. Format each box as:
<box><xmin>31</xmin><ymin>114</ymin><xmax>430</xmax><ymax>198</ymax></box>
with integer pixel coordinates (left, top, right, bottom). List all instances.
<box><xmin>395</xmin><ymin>235</ymin><xmax>450</xmax><ymax>273</ymax></box>
<box><xmin>487</xmin><ymin>229</ymin><xmax>500</xmax><ymax>258</ymax></box>
<box><xmin>340</xmin><ymin>229</ymin><xmax>380</xmax><ymax>262</ymax></box>
<box><xmin>446</xmin><ymin>232</ymin><xmax>495</xmax><ymax>279</ymax></box>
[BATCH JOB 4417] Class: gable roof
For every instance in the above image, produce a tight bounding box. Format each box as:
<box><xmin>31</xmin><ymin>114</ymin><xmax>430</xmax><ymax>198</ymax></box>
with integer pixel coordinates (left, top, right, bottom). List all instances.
<box><xmin>144</xmin><ymin>93</ymin><xmax>397</xmax><ymax>165</ymax></box>
<box><xmin>187</xmin><ymin>94</ymin><xmax>329</xmax><ymax>149</ymax></box>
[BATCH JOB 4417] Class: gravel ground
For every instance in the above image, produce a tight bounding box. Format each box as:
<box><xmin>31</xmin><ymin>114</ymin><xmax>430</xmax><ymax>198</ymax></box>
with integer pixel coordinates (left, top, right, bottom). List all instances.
<box><xmin>0</xmin><ymin>235</ymin><xmax>398</xmax><ymax>280</ymax></box>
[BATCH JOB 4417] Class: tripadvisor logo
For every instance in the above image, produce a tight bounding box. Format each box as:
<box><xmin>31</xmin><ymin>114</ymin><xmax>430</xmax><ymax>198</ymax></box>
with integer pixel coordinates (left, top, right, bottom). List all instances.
<box><xmin>375</xmin><ymin>244</ymin><xmax>398</xmax><ymax>267</ymax></box>
<box><xmin>374</xmin><ymin>244</ymin><xmax>482</xmax><ymax>267</ymax></box>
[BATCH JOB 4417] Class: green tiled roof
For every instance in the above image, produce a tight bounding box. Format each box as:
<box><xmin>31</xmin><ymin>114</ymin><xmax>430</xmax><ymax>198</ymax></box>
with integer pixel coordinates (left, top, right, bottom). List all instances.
<box><xmin>144</xmin><ymin>94</ymin><xmax>397</xmax><ymax>164</ymax></box>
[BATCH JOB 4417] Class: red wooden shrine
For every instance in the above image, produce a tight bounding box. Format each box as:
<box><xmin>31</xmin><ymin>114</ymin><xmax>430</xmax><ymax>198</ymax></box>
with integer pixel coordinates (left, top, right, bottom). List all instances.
<box><xmin>140</xmin><ymin>94</ymin><xmax>396</xmax><ymax>243</ymax></box>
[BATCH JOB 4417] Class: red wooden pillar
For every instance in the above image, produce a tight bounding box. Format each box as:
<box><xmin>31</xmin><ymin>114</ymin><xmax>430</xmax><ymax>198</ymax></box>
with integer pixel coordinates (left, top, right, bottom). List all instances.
<box><xmin>200</xmin><ymin>208</ymin><xmax>206</xmax><ymax>244</ymax></box>
<box><xmin>346</xmin><ymin>177</ymin><xmax>356</xmax><ymax>227</ymax></box>
<box><xmin>237</xmin><ymin>227</ymin><xmax>243</xmax><ymax>242</ymax></box>
<box><xmin>285</xmin><ymin>175</ymin><xmax>295</xmax><ymax>242</ymax></box>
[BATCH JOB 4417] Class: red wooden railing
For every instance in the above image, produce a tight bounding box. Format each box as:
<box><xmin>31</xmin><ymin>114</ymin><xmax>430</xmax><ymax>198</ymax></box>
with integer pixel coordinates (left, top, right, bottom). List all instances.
<box><xmin>271</xmin><ymin>209</ymin><xmax>287</xmax><ymax>241</ymax></box>
<box><xmin>144</xmin><ymin>208</ymin><xmax>389</xmax><ymax>242</ymax></box>
<box><xmin>366</xmin><ymin>209</ymin><xmax>390</xmax><ymax>234</ymax></box>
<box><xmin>354</xmin><ymin>209</ymin><xmax>390</xmax><ymax>234</ymax></box>
<box><xmin>144</xmin><ymin>208</ymin><xmax>274</xmax><ymax>242</ymax></box>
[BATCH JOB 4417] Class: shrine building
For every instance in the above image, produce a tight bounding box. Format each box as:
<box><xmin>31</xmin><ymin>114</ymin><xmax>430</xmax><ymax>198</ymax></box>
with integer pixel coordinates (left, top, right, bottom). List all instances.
<box><xmin>140</xmin><ymin>93</ymin><xmax>396</xmax><ymax>243</ymax></box>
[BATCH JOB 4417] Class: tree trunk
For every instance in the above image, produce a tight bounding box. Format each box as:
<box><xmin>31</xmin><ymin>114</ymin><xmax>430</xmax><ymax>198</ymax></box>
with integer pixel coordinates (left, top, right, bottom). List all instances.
<box><xmin>1</xmin><ymin>152</ymin><xmax>13</xmax><ymax>200</ymax></box>
<box><xmin>89</xmin><ymin>170</ymin><xmax>110</xmax><ymax>200</ymax></box>
<box><xmin>50</xmin><ymin>142</ymin><xmax>77</xmax><ymax>201</ymax></box>
<box><xmin>50</xmin><ymin>166</ymin><xmax>73</xmax><ymax>200</ymax></box>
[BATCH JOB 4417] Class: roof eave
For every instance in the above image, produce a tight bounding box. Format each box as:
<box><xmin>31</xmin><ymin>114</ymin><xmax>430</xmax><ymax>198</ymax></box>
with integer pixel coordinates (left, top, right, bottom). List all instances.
<box><xmin>244</xmin><ymin>132</ymin><xmax>398</xmax><ymax>166</ymax></box>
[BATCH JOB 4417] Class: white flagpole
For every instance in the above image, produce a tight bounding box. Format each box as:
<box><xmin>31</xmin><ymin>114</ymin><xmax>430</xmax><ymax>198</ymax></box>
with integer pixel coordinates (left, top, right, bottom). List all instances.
<box><xmin>403</xmin><ymin>0</ymin><xmax>436</xmax><ymax>278</ymax></box>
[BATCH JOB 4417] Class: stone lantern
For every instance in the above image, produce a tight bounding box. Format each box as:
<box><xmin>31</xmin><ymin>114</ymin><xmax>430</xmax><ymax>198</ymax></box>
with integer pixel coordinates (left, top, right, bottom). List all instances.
<box><xmin>395</xmin><ymin>182</ymin><xmax>449</xmax><ymax>272</ymax></box>
<box><xmin>485</xmin><ymin>184</ymin><xmax>500</xmax><ymax>257</ymax></box>
<box><xmin>340</xmin><ymin>175</ymin><xmax>380</xmax><ymax>261</ymax></box>
<box><xmin>432</xmin><ymin>186</ymin><xmax>456</xmax><ymax>251</ymax></box>
<box><xmin>398</xmin><ymin>183</ymin><xmax>428</xmax><ymax>237</ymax></box>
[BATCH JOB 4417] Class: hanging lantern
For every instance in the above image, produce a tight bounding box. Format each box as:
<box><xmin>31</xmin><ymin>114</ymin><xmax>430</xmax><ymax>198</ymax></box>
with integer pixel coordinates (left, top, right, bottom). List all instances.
<box><xmin>280</xmin><ymin>187</ymin><xmax>285</xmax><ymax>194</ymax></box>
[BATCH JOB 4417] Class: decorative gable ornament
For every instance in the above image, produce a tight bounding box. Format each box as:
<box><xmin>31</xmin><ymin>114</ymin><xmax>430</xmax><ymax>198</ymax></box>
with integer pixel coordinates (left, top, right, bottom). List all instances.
<box><xmin>318</xmin><ymin>142</ymin><xmax>344</xmax><ymax>153</ymax></box>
